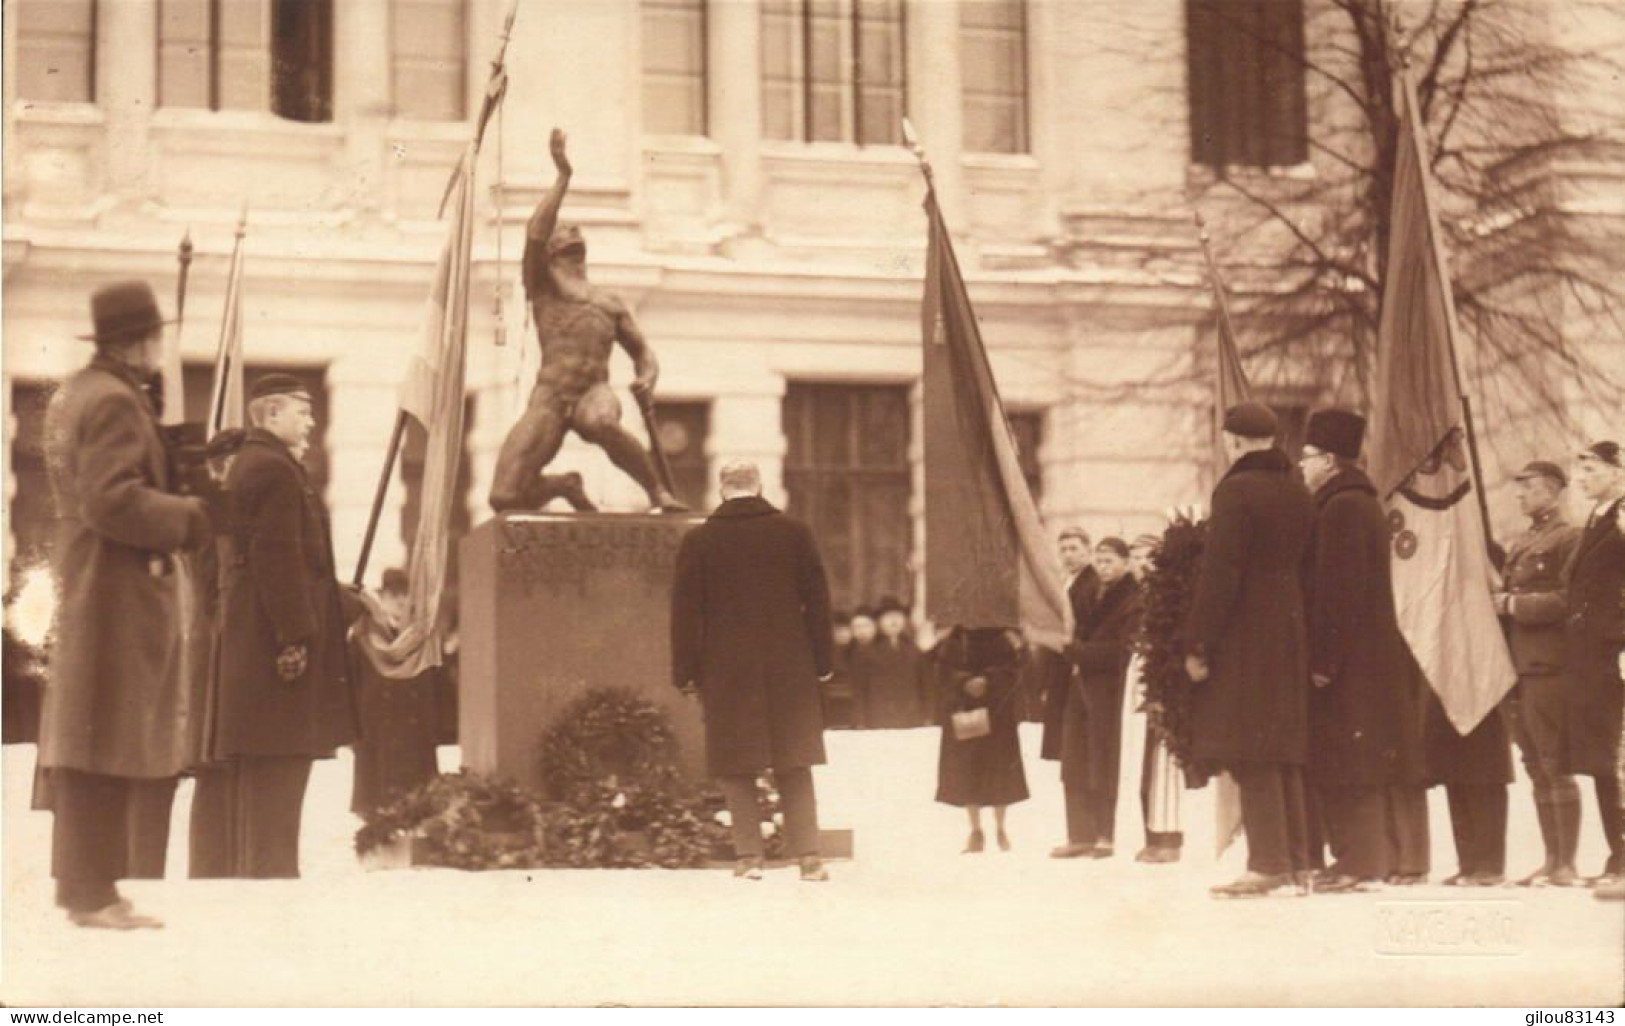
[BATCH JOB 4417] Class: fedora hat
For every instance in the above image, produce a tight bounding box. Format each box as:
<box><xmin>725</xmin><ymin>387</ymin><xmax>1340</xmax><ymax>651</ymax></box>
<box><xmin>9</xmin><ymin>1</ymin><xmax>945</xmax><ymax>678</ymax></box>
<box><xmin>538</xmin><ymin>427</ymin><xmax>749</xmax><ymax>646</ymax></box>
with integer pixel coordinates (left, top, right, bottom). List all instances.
<box><xmin>78</xmin><ymin>281</ymin><xmax>169</xmax><ymax>343</ymax></box>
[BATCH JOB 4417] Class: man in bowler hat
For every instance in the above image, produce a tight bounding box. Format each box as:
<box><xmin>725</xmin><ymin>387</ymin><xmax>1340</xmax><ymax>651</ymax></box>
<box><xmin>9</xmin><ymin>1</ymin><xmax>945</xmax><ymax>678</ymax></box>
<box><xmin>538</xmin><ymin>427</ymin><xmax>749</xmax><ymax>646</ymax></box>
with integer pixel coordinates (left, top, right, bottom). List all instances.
<box><xmin>198</xmin><ymin>373</ymin><xmax>360</xmax><ymax>878</ymax></box>
<box><xmin>1298</xmin><ymin>409</ymin><xmax>1429</xmax><ymax>890</ymax></box>
<box><xmin>38</xmin><ymin>281</ymin><xmax>210</xmax><ymax>927</ymax></box>
<box><xmin>1184</xmin><ymin>401</ymin><xmax>1316</xmax><ymax>897</ymax></box>
<box><xmin>1495</xmin><ymin>459</ymin><xmax>1583</xmax><ymax>885</ymax></box>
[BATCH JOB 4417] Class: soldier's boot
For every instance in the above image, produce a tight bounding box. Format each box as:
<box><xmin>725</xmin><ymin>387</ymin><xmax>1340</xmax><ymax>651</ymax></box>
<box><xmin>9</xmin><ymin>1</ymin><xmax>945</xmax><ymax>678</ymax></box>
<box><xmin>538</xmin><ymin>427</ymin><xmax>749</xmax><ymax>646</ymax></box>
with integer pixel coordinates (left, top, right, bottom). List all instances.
<box><xmin>1517</xmin><ymin>799</ymin><xmax>1559</xmax><ymax>886</ymax></box>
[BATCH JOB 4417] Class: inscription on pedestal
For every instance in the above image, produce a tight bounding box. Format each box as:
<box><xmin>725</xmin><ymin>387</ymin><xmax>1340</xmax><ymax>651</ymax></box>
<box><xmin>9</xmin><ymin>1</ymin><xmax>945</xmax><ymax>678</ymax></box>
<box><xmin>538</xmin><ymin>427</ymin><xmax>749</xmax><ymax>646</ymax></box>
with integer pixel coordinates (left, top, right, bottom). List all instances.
<box><xmin>461</xmin><ymin>513</ymin><xmax>707</xmax><ymax>796</ymax></box>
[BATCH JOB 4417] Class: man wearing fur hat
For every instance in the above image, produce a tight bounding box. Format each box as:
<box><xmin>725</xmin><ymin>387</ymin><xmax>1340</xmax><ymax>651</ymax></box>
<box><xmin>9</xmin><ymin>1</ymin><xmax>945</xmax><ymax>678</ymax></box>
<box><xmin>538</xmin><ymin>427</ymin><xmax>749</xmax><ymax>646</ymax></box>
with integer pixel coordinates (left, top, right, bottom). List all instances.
<box><xmin>1495</xmin><ymin>460</ymin><xmax>1583</xmax><ymax>886</ymax></box>
<box><xmin>201</xmin><ymin>373</ymin><xmax>360</xmax><ymax>878</ymax></box>
<box><xmin>1183</xmin><ymin>401</ymin><xmax>1316</xmax><ymax>897</ymax></box>
<box><xmin>39</xmin><ymin>281</ymin><xmax>210</xmax><ymax>928</ymax></box>
<box><xmin>1298</xmin><ymin>409</ymin><xmax>1429</xmax><ymax>890</ymax></box>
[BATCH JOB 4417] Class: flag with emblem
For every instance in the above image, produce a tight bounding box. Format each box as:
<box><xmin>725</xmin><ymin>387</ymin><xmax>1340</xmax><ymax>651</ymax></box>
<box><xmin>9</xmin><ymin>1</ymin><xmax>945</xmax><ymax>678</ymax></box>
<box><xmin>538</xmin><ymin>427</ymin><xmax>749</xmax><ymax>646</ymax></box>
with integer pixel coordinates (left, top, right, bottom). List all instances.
<box><xmin>1365</xmin><ymin>70</ymin><xmax>1515</xmax><ymax>734</ymax></box>
<box><xmin>920</xmin><ymin>187</ymin><xmax>1070</xmax><ymax>650</ymax></box>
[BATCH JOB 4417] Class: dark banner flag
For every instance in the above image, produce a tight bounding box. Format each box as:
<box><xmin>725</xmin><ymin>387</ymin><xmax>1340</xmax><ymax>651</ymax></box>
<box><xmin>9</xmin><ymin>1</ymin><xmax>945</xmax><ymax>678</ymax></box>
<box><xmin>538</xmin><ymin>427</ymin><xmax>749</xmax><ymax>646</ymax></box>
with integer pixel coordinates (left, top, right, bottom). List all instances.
<box><xmin>920</xmin><ymin>193</ymin><xmax>1070</xmax><ymax>650</ymax></box>
<box><xmin>1365</xmin><ymin>70</ymin><xmax>1515</xmax><ymax>734</ymax></box>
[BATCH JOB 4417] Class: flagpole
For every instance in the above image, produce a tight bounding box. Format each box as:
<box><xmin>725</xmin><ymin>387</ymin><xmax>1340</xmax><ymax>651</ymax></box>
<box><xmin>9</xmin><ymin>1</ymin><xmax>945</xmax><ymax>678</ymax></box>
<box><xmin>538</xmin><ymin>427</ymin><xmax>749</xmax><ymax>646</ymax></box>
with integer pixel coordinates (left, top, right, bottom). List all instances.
<box><xmin>352</xmin><ymin>2</ymin><xmax>516</xmax><ymax>588</ymax></box>
<box><xmin>1193</xmin><ymin>210</ymin><xmax>1239</xmax><ymax>344</ymax></box>
<box><xmin>209</xmin><ymin>207</ymin><xmax>248</xmax><ymax>434</ymax></box>
<box><xmin>1388</xmin><ymin>8</ymin><xmax>1498</xmax><ymax>550</ymax></box>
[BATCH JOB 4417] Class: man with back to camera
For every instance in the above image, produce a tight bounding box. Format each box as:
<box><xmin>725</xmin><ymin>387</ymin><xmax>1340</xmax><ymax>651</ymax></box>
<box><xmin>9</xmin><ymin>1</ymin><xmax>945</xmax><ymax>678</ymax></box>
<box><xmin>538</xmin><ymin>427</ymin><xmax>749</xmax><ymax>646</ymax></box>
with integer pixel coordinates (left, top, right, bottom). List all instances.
<box><xmin>670</xmin><ymin>460</ymin><xmax>835</xmax><ymax>881</ymax></box>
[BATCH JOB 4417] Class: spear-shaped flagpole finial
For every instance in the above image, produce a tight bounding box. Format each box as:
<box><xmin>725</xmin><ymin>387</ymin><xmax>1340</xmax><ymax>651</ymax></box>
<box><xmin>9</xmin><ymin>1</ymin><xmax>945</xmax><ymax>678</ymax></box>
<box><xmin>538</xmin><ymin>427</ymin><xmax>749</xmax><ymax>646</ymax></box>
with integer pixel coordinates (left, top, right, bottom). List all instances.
<box><xmin>235</xmin><ymin>199</ymin><xmax>249</xmax><ymax>239</ymax></box>
<box><xmin>176</xmin><ymin>228</ymin><xmax>194</xmax><ymax>325</ymax></box>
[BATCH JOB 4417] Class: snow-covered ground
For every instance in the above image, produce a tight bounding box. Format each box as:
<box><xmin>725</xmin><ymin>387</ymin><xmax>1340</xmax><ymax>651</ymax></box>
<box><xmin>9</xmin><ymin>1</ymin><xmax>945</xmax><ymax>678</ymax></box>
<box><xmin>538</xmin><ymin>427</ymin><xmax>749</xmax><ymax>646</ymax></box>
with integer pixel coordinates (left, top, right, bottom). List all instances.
<box><xmin>3</xmin><ymin>726</ymin><xmax>1621</xmax><ymax>1006</ymax></box>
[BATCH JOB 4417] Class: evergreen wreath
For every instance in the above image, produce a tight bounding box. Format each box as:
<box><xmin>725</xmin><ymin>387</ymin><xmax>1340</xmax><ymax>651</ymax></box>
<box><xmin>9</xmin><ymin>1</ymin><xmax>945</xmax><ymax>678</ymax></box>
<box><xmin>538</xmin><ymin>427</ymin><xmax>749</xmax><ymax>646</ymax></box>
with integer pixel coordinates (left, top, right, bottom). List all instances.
<box><xmin>354</xmin><ymin>771</ymin><xmax>549</xmax><ymax>870</ymax></box>
<box><xmin>1135</xmin><ymin>512</ymin><xmax>1217</xmax><ymax>787</ymax></box>
<box><xmin>538</xmin><ymin>686</ymin><xmax>684</xmax><ymax>800</ymax></box>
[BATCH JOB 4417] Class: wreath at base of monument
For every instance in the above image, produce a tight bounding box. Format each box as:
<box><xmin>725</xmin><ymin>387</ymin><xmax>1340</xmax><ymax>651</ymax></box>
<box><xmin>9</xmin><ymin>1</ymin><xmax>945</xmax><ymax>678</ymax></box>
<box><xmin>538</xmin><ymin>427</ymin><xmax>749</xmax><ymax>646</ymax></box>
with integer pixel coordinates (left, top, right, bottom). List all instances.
<box><xmin>538</xmin><ymin>687</ymin><xmax>684</xmax><ymax>801</ymax></box>
<box><xmin>353</xmin><ymin>771</ymin><xmax>549</xmax><ymax>870</ymax></box>
<box><xmin>1136</xmin><ymin>512</ymin><xmax>1217</xmax><ymax>789</ymax></box>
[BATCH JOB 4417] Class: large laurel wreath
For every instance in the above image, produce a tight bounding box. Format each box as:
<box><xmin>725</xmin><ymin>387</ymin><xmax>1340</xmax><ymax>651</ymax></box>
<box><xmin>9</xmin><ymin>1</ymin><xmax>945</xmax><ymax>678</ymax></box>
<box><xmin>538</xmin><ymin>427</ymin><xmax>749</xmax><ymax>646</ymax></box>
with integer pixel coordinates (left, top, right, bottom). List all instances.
<box><xmin>1134</xmin><ymin>513</ymin><xmax>1217</xmax><ymax>788</ymax></box>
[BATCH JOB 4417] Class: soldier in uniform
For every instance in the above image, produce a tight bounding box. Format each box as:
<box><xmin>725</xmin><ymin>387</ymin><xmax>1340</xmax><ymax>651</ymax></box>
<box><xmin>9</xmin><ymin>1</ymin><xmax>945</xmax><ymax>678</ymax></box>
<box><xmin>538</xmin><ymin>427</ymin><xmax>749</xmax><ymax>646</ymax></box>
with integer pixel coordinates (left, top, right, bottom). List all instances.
<box><xmin>487</xmin><ymin>128</ymin><xmax>682</xmax><ymax>514</ymax></box>
<box><xmin>1494</xmin><ymin>460</ymin><xmax>1583</xmax><ymax>886</ymax></box>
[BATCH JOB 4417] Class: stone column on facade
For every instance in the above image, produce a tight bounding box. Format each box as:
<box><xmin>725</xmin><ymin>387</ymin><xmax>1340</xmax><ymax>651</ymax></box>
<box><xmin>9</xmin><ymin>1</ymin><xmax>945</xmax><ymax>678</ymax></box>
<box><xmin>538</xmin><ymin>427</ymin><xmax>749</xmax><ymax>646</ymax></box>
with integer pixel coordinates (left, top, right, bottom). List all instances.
<box><xmin>707</xmin><ymin>0</ymin><xmax>764</xmax><ymax>238</ymax></box>
<box><xmin>709</xmin><ymin>384</ymin><xmax>789</xmax><ymax>510</ymax></box>
<box><xmin>96</xmin><ymin>0</ymin><xmax>158</xmax><ymax>200</ymax></box>
<box><xmin>2</xmin><ymin>0</ymin><xmax>21</xmax><ymax>215</ymax></box>
<box><xmin>904</xmin><ymin>0</ymin><xmax>966</xmax><ymax>229</ymax></box>
<box><xmin>334</xmin><ymin>0</ymin><xmax>392</xmax><ymax>217</ymax></box>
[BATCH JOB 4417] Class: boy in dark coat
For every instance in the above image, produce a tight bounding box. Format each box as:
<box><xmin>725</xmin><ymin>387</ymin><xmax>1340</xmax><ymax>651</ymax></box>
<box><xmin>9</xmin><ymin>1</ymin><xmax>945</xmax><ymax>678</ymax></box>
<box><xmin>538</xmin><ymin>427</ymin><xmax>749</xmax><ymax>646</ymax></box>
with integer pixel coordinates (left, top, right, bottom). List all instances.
<box><xmin>1184</xmin><ymin>402</ymin><xmax>1316</xmax><ymax>897</ymax></box>
<box><xmin>201</xmin><ymin>374</ymin><xmax>360</xmax><ymax>878</ymax></box>
<box><xmin>1298</xmin><ymin>409</ymin><xmax>1429</xmax><ymax>890</ymax></box>
<box><xmin>671</xmin><ymin>460</ymin><xmax>836</xmax><ymax>881</ymax></box>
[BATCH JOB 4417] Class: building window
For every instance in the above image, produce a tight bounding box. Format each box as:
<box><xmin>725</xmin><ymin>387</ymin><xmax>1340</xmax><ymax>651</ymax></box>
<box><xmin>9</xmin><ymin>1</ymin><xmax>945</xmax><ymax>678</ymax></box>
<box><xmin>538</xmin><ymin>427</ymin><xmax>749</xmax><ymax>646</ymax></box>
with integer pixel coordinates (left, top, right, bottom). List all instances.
<box><xmin>783</xmin><ymin>383</ymin><xmax>912</xmax><ymax>613</ymax></box>
<box><xmin>15</xmin><ymin>0</ymin><xmax>96</xmax><ymax>103</ymax></box>
<box><xmin>392</xmin><ymin>0</ymin><xmax>468</xmax><ymax>122</ymax></box>
<box><xmin>1007</xmin><ymin>409</ymin><xmax>1044</xmax><ymax>504</ymax></box>
<box><xmin>1185</xmin><ymin>0</ymin><xmax>1308</xmax><ymax>169</ymax></box>
<box><xmin>641</xmin><ymin>0</ymin><xmax>707</xmax><ymax>135</ymax></box>
<box><xmin>761</xmin><ymin>0</ymin><xmax>905</xmax><ymax>146</ymax></box>
<box><xmin>157</xmin><ymin>0</ymin><xmax>331</xmax><ymax>121</ymax></box>
<box><xmin>652</xmin><ymin>401</ymin><xmax>711</xmax><ymax>511</ymax></box>
<box><xmin>960</xmin><ymin>0</ymin><xmax>1028</xmax><ymax>155</ymax></box>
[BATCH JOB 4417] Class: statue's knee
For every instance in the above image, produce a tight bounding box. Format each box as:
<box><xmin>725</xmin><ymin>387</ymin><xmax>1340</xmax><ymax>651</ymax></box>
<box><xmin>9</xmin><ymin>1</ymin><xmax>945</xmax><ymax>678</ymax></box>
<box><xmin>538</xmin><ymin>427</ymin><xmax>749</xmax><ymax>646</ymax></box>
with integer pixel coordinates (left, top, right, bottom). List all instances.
<box><xmin>489</xmin><ymin>483</ymin><xmax>523</xmax><ymax>512</ymax></box>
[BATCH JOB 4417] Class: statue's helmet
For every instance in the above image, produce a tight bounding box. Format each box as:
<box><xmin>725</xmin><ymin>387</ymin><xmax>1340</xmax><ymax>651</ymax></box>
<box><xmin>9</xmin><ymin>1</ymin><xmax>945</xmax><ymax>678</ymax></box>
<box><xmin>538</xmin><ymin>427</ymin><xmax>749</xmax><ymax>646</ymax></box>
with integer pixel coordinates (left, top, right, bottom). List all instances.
<box><xmin>548</xmin><ymin>223</ymin><xmax>586</xmax><ymax>259</ymax></box>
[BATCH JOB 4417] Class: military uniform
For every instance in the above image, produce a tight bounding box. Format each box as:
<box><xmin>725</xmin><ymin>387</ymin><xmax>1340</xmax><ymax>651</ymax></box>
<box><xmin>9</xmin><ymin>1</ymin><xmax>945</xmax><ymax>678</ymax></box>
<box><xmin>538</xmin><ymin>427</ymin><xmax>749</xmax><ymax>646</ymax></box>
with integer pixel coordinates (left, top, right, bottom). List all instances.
<box><xmin>1497</xmin><ymin>499</ymin><xmax>1582</xmax><ymax>882</ymax></box>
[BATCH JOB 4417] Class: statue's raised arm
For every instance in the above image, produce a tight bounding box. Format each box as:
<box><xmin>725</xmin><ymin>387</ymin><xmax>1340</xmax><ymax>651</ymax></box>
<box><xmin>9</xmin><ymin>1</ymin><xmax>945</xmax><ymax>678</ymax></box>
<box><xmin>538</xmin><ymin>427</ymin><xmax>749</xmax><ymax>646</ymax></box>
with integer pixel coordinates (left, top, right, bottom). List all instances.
<box><xmin>522</xmin><ymin>128</ymin><xmax>574</xmax><ymax>301</ymax></box>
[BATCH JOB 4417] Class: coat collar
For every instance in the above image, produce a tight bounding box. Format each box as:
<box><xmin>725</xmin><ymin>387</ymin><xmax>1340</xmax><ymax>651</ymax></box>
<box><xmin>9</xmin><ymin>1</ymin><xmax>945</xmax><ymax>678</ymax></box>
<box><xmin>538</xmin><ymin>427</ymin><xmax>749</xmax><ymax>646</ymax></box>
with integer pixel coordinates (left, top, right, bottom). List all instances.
<box><xmin>242</xmin><ymin>426</ymin><xmax>305</xmax><ymax>472</ymax></box>
<box><xmin>1314</xmin><ymin>466</ymin><xmax>1376</xmax><ymax>507</ymax></box>
<box><xmin>1085</xmin><ymin>573</ymin><xmax>1137</xmax><ymax>629</ymax></box>
<box><xmin>709</xmin><ymin>495</ymin><xmax>778</xmax><ymax>520</ymax></box>
<box><xmin>1224</xmin><ymin>447</ymin><xmax>1293</xmax><ymax>480</ymax></box>
<box><xmin>88</xmin><ymin>353</ymin><xmax>159</xmax><ymax>415</ymax></box>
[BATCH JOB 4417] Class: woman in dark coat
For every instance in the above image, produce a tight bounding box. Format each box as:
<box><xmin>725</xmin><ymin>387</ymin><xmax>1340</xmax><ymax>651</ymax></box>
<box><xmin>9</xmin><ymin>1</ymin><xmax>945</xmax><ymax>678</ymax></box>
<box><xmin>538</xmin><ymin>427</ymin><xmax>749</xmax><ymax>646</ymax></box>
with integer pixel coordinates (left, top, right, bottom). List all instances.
<box><xmin>935</xmin><ymin>627</ymin><xmax>1028</xmax><ymax>852</ymax></box>
<box><xmin>1055</xmin><ymin>539</ymin><xmax>1143</xmax><ymax>858</ymax></box>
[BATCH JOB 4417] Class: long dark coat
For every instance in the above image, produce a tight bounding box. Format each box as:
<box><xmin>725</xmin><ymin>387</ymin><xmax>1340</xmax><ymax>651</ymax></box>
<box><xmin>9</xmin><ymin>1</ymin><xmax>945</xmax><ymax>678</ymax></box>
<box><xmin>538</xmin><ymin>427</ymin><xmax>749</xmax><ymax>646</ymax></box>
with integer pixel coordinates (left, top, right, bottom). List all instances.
<box><xmin>1183</xmin><ymin>447</ymin><xmax>1315</xmax><ymax>767</ymax></box>
<box><xmin>38</xmin><ymin>356</ymin><xmax>208</xmax><ymax>779</ymax></box>
<box><xmin>934</xmin><ymin>628</ymin><xmax>1029</xmax><ymax>807</ymax></box>
<box><xmin>1061</xmin><ymin>574</ymin><xmax>1143</xmax><ymax>790</ymax></box>
<box><xmin>1306</xmin><ymin>468</ymin><xmax>1428</xmax><ymax>787</ymax></box>
<box><xmin>670</xmin><ymin>496</ymin><xmax>835</xmax><ymax>777</ymax></box>
<box><xmin>210</xmin><ymin>429</ymin><xmax>357</xmax><ymax>760</ymax></box>
<box><xmin>1560</xmin><ymin>497</ymin><xmax>1625</xmax><ymax>776</ymax></box>
<box><xmin>1041</xmin><ymin>567</ymin><xmax>1099</xmax><ymax>760</ymax></box>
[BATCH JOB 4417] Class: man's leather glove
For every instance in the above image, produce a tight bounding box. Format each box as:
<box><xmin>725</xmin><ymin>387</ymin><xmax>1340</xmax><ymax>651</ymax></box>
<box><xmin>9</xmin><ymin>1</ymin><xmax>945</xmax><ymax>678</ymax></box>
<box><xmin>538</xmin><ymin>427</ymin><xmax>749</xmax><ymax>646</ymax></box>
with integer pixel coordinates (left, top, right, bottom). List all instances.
<box><xmin>276</xmin><ymin>644</ymin><xmax>309</xmax><ymax>682</ymax></box>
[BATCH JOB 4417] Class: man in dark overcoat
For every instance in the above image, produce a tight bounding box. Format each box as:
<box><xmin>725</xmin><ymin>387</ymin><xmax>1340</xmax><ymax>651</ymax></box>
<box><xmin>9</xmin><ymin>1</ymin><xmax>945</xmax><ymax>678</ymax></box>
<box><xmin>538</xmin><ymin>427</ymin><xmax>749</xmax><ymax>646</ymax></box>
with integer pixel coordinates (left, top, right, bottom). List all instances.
<box><xmin>1298</xmin><ymin>409</ymin><xmax>1429</xmax><ymax>890</ymax></box>
<box><xmin>1183</xmin><ymin>402</ymin><xmax>1316</xmax><ymax>897</ymax></box>
<box><xmin>1495</xmin><ymin>460</ymin><xmax>1582</xmax><ymax>886</ymax></box>
<box><xmin>38</xmin><ymin>281</ymin><xmax>210</xmax><ymax>928</ymax></box>
<box><xmin>199</xmin><ymin>373</ymin><xmax>359</xmax><ymax>878</ymax></box>
<box><xmin>1040</xmin><ymin>528</ymin><xmax>1098</xmax><ymax>764</ymax></box>
<box><xmin>1563</xmin><ymin>441</ymin><xmax>1625</xmax><ymax>884</ymax></box>
<box><xmin>671</xmin><ymin>459</ymin><xmax>836</xmax><ymax>881</ymax></box>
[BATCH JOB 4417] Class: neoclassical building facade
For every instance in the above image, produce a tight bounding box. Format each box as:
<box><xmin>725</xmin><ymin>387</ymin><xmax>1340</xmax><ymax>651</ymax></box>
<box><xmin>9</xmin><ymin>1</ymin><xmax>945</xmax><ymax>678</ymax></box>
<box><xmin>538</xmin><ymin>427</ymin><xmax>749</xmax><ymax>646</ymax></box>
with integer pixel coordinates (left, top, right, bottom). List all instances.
<box><xmin>4</xmin><ymin>0</ymin><xmax>1620</xmax><ymax>612</ymax></box>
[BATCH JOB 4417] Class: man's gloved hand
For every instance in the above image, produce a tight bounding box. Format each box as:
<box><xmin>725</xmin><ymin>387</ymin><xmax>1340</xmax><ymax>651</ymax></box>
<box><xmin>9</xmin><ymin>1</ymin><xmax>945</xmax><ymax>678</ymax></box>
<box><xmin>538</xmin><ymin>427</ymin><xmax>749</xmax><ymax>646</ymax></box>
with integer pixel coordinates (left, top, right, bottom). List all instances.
<box><xmin>276</xmin><ymin>644</ymin><xmax>309</xmax><ymax>682</ymax></box>
<box><xmin>1185</xmin><ymin>654</ymin><xmax>1210</xmax><ymax>683</ymax></box>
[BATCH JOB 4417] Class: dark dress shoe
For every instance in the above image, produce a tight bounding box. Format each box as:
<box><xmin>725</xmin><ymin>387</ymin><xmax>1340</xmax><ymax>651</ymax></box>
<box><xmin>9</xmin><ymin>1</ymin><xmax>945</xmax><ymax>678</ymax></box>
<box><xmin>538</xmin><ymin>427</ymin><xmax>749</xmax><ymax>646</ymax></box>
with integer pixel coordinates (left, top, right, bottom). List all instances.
<box><xmin>799</xmin><ymin>856</ymin><xmax>829</xmax><ymax>882</ymax></box>
<box><xmin>1089</xmin><ymin>842</ymin><xmax>1115</xmax><ymax>859</ymax></box>
<box><xmin>1135</xmin><ymin>846</ymin><xmax>1180</xmax><ymax>864</ymax></box>
<box><xmin>1441</xmin><ymin>872</ymin><xmax>1468</xmax><ymax>886</ymax></box>
<box><xmin>68</xmin><ymin>902</ymin><xmax>162</xmax><ymax>930</ymax></box>
<box><xmin>1385</xmin><ymin>872</ymin><xmax>1427</xmax><ymax>886</ymax></box>
<box><xmin>1049</xmin><ymin>843</ymin><xmax>1092</xmax><ymax>859</ymax></box>
<box><xmin>733</xmin><ymin>857</ymin><xmax>764</xmax><ymax>880</ymax></box>
<box><xmin>1593</xmin><ymin>878</ymin><xmax>1625</xmax><ymax>901</ymax></box>
<box><xmin>1313</xmin><ymin>873</ymin><xmax>1371</xmax><ymax>894</ymax></box>
<box><xmin>1466</xmin><ymin>872</ymin><xmax>1505</xmax><ymax>887</ymax></box>
<box><xmin>963</xmin><ymin>830</ymin><xmax>986</xmax><ymax>854</ymax></box>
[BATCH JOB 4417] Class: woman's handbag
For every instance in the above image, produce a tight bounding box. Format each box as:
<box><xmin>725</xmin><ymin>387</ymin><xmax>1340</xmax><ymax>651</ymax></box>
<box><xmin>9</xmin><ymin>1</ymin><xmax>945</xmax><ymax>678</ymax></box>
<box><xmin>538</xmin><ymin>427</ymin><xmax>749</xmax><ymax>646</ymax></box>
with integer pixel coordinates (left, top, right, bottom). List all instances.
<box><xmin>951</xmin><ymin>706</ymin><xmax>991</xmax><ymax>741</ymax></box>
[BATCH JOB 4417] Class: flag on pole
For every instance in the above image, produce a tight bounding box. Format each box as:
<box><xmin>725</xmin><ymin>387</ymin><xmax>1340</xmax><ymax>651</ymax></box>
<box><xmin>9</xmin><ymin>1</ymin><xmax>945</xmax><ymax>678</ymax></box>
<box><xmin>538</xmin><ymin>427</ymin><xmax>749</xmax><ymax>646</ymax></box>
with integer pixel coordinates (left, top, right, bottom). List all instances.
<box><xmin>208</xmin><ymin>216</ymin><xmax>248</xmax><ymax>437</ymax></box>
<box><xmin>920</xmin><ymin>190</ymin><xmax>1071</xmax><ymax>650</ymax></box>
<box><xmin>1365</xmin><ymin>71</ymin><xmax>1516</xmax><ymax>734</ymax></box>
<box><xmin>1195</xmin><ymin>213</ymin><xmax>1250</xmax><ymax>857</ymax></box>
<box><xmin>356</xmin><ymin>142</ymin><xmax>477</xmax><ymax>680</ymax></box>
<box><xmin>159</xmin><ymin>231</ymin><xmax>192</xmax><ymax>427</ymax></box>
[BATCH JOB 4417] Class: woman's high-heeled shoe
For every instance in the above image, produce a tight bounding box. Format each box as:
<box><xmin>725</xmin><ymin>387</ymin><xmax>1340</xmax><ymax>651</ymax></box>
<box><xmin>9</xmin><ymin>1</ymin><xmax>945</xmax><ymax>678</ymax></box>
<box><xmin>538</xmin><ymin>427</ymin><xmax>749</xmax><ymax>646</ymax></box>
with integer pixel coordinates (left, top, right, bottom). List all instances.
<box><xmin>996</xmin><ymin>830</ymin><xmax>1011</xmax><ymax>852</ymax></box>
<box><xmin>963</xmin><ymin>829</ymin><xmax>986</xmax><ymax>854</ymax></box>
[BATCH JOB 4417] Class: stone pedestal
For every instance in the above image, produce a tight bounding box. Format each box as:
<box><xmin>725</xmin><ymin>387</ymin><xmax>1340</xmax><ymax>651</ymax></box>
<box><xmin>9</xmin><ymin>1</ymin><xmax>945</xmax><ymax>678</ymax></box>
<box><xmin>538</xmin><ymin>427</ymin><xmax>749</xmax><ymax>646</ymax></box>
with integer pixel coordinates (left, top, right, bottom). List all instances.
<box><xmin>459</xmin><ymin>512</ymin><xmax>707</xmax><ymax>795</ymax></box>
